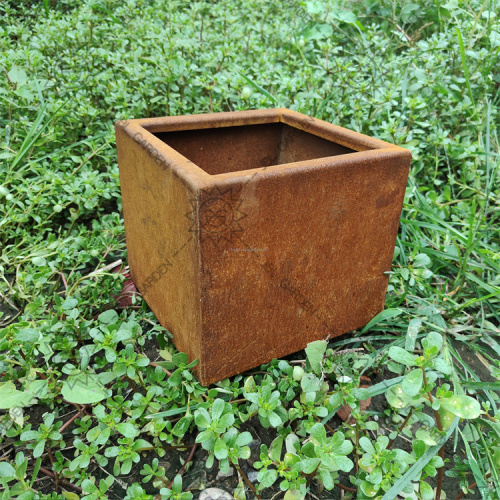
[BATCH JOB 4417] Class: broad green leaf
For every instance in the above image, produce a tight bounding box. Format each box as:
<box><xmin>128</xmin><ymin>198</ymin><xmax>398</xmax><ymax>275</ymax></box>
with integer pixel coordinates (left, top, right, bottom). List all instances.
<box><xmin>236</xmin><ymin>431</ymin><xmax>253</xmax><ymax>447</ymax></box>
<box><xmin>302</xmin><ymin>23</ymin><xmax>333</xmax><ymax>41</ymax></box>
<box><xmin>0</xmin><ymin>462</ymin><xmax>16</xmax><ymax>479</ymax></box>
<box><xmin>81</xmin><ymin>479</ymin><xmax>98</xmax><ymax>494</ymax></box>
<box><xmin>439</xmin><ymin>395</ymin><xmax>481</xmax><ymax>419</ymax></box>
<box><xmin>196</xmin><ymin>430</ymin><xmax>213</xmax><ymax>444</ymax></box>
<box><xmin>278</xmin><ymin>360</ymin><xmax>293</xmax><ymax>377</ymax></box>
<box><xmin>310</xmin><ymin>423</ymin><xmax>326</xmax><ymax>446</ymax></box>
<box><xmin>332</xmin><ymin>9</ymin><xmax>359</xmax><ymax>25</ymax></box>
<box><xmin>172</xmin><ymin>416</ymin><xmax>192</xmax><ymax>437</ymax></box>
<box><xmin>400</xmin><ymin>3</ymin><xmax>420</xmax><ymax>22</ymax></box>
<box><xmin>284</xmin><ymin>489</ymin><xmax>303</xmax><ymax>500</ymax></box>
<box><xmin>402</xmin><ymin>369</ymin><xmax>423</xmax><ymax>397</ymax></box>
<box><xmin>405</xmin><ymin>318</ymin><xmax>422</xmax><ymax>351</ymax></box>
<box><xmin>8</xmin><ymin>66</ymin><xmax>28</xmax><ymax>84</ymax></box>
<box><xmin>98</xmin><ymin>309</ymin><xmax>118</xmax><ymax>323</ymax></box>
<box><xmin>115</xmin><ymin>422</ymin><xmax>139</xmax><ymax>438</ymax></box>
<box><xmin>333</xmin><ymin>454</ymin><xmax>354</xmax><ymax>472</ymax></box>
<box><xmin>422</xmin><ymin>332</ymin><xmax>443</xmax><ymax>352</ymax></box>
<box><xmin>14</xmin><ymin>328</ymin><xmax>40</xmax><ymax>342</ymax></box>
<box><xmin>267</xmin><ymin>411</ymin><xmax>282</xmax><ymax>428</ymax></box>
<box><xmin>352</xmin><ymin>388</ymin><xmax>370</xmax><ymax>400</ymax></box>
<box><xmin>359</xmin><ymin>436</ymin><xmax>375</xmax><ymax>454</ymax></box>
<box><xmin>298</xmin><ymin>458</ymin><xmax>321</xmax><ymax>474</ymax></box>
<box><xmin>61</xmin><ymin>372</ymin><xmax>107</xmax><ymax>404</ymax></box>
<box><xmin>367</xmin><ymin>466</ymin><xmax>382</xmax><ymax>485</ymax></box>
<box><xmin>386</xmin><ymin>383</ymin><xmax>425</xmax><ymax>409</ymax></box>
<box><xmin>360</xmin><ymin>480</ymin><xmax>379</xmax><ymax>497</ymax></box>
<box><xmin>194</xmin><ymin>408</ymin><xmax>211</xmax><ymax>428</ymax></box>
<box><xmin>234</xmin><ymin>473</ymin><xmax>246</xmax><ymax>500</ymax></box>
<box><xmin>432</xmin><ymin>357</ymin><xmax>452</xmax><ymax>375</ymax></box>
<box><xmin>172</xmin><ymin>352</ymin><xmax>188</xmax><ymax>366</ymax></box>
<box><xmin>387</xmin><ymin>346</ymin><xmax>417</xmax><ymax>366</ymax></box>
<box><xmin>301</xmin><ymin>373</ymin><xmax>321</xmax><ymax>393</ymax></box>
<box><xmin>214</xmin><ymin>439</ymin><xmax>228</xmax><ymax>460</ymax></box>
<box><xmin>413</xmin><ymin>253</ymin><xmax>431</xmax><ymax>268</ymax></box>
<box><xmin>212</xmin><ymin>398</ymin><xmax>225</xmax><ymax>421</ymax></box>
<box><xmin>244</xmin><ymin>376</ymin><xmax>256</xmax><ymax>393</ymax></box>
<box><xmin>61</xmin><ymin>297</ymin><xmax>78</xmax><ymax>311</ymax></box>
<box><xmin>62</xmin><ymin>491</ymin><xmax>80</xmax><ymax>500</ymax></box>
<box><xmin>268</xmin><ymin>436</ymin><xmax>283</xmax><ymax>462</ymax></box>
<box><xmin>286</xmin><ymin>433</ymin><xmax>300</xmax><ymax>455</ymax></box>
<box><xmin>329</xmin><ymin>391</ymin><xmax>343</xmax><ymax>407</ymax></box>
<box><xmin>413</xmin><ymin>440</ymin><xmax>426</xmax><ymax>459</ymax></box>
<box><xmin>305</xmin><ymin>340</ymin><xmax>327</xmax><ymax>375</ymax></box>
<box><xmin>419</xmin><ymin>480</ymin><xmax>434</xmax><ymax>500</ymax></box>
<box><xmin>257</xmin><ymin>468</ymin><xmax>277</xmax><ymax>488</ymax></box>
<box><xmin>32</xmin><ymin>256</ymin><xmax>47</xmax><ymax>267</ymax></box>
<box><xmin>0</xmin><ymin>382</ymin><xmax>34</xmax><ymax>409</ymax></box>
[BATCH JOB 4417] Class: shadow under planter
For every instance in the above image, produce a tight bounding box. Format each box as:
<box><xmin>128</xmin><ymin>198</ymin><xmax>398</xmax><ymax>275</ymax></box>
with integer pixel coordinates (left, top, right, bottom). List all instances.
<box><xmin>115</xmin><ymin>108</ymin><xmax>411</xmax><ymax>385</ymax></box>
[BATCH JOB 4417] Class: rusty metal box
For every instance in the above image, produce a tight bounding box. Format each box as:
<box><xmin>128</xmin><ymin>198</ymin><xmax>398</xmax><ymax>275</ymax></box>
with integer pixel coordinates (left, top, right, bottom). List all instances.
<box><xmin>115</xmin><ymin>109</ymin><xmax>411</xmax><ymax>385</ymax></box>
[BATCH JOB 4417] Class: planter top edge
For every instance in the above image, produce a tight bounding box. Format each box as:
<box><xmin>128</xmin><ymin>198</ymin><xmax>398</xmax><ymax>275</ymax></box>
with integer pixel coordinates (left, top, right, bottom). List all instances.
<box><xmin>115</xmin><ymin>108</ymin><xmax>404</xmax><ymax>153</ymax></box>
<box><xmin>124</xmin><ymin>108</ymin><xmax>282</xmax><ymax>133</ymax></box>
<box><xmin>115</xmin><ymin>109</ymin><xmax>411</xmax><ymax>187</ymax></box>
<box><xmin>279</xmin><ymin>109</ymin><xmax>400</xmax><ymax>152</ymax></box>
<box><xmin>206</xmin><ymin>147</ymin><xmax>411</xmax><ymax>184</ymax></box>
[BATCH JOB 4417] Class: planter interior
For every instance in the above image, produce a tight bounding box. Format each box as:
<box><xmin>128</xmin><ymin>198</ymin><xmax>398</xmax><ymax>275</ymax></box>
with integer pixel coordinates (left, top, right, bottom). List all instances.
<box><xmin>153</xmin><ymin>123</ymin><xmax>357</xmax><ymax>175</ymax></box>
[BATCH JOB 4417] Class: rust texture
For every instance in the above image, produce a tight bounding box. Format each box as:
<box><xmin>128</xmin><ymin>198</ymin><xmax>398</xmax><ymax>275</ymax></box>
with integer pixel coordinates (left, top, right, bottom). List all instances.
<box><xmin>115</xmin><ymin>108</ymin><xmax>411</xmax><ymax>385</ymax></box>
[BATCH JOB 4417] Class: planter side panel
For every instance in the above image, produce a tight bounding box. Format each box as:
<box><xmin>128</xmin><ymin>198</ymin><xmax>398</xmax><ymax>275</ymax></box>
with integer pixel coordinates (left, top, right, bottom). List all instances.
<box><xmin>116</xmin><ymin>125</ymin><xmax>202</xmax><ymax>365</ymax></box>
<box><xmin>198</xmin><ymin>151</ymin><xmax>410</xmax><ymax>384</ymax></box>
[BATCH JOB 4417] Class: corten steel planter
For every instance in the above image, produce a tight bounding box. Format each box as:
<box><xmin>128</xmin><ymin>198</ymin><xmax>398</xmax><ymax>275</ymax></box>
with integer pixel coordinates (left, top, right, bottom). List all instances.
<box><xmin>115</xmin><ymin>108</ymin><xmax>411</xmax><ymax>385</ymax></box>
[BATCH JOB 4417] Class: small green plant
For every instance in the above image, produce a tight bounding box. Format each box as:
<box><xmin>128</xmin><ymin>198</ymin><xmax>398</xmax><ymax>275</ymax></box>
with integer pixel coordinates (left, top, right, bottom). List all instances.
<box><xmin>195</xmin><ymin>398</ymin><xmax>252</xmax><ymax>471</ymax></box>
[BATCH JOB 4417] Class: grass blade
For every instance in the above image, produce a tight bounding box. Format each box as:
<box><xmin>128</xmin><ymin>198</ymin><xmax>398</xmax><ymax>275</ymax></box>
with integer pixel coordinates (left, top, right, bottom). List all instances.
<box><xmin>381</xmin><ymin>417</ymin><xmax>460</xmax><ymax>500</ymax></box>
<box><xmin>360</xmin><ymin>308</ymin><xmax>402</xmax><ymax>333</ymax></box>
<box><xmin>459</xmin><ymin>427</ymin><xmax>489</xmax><ymax>499</ymax></box>
<box><xmin>455</xmin><ymin>27</ymin><xmax>475</xmax><ymax>105</ymax></box>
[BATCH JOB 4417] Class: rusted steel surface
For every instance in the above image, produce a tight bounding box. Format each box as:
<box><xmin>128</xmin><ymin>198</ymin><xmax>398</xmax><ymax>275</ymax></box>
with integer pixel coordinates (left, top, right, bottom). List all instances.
<box><xmin>115</xmin><ymin>109</ymin><xmax>411</xmax><ymax>385</ymax></box>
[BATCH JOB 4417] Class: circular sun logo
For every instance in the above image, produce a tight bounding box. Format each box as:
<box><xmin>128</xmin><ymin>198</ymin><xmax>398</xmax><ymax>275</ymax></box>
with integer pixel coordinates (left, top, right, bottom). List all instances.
<box><xmin>186</xmin><ymin>188</ymin><xmax>246</xmax><ymax>246</ymax></box>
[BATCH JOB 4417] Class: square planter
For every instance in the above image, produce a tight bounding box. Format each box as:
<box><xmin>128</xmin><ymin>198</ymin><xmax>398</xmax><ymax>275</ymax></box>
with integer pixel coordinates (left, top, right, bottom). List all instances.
<box><xmin>115</xmin><ymin>108</ymin><xmax>411</xmax><ymax>385</ymax></box>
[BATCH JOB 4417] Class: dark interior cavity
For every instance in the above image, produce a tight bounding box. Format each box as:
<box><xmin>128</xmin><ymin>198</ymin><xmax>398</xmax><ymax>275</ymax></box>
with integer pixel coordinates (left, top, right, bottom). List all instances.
<box><xmin>152</xmin><ymin>122</ymin><xmax>356</xmax><ymax>175</ymax></box>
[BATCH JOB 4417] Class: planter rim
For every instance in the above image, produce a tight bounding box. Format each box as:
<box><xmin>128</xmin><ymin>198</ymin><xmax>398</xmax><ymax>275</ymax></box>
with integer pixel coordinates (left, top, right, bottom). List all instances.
<box><xmin>114</xmin><ymin>108</ymin><xmax>411</xmax><ymax>190</ymax></box>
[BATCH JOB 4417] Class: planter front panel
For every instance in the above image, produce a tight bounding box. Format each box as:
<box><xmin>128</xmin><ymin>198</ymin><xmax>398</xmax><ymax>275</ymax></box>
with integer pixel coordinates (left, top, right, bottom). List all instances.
<box><xmin>197</xmin><ymin>151</ymin><xmax>407</xmax><ymax>383</ymax></box>
<box><xmin>115</xmin><ymin>109</ymin><xmax>411</xmax><ymax>385</ymax></box>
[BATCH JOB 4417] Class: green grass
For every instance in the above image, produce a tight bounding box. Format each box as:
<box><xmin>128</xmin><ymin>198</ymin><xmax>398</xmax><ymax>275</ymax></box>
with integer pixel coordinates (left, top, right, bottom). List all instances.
<box><xmin>0</xmin><ymin>0</ymin><xmax>499</xmax><ymax>499</ymax></box>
